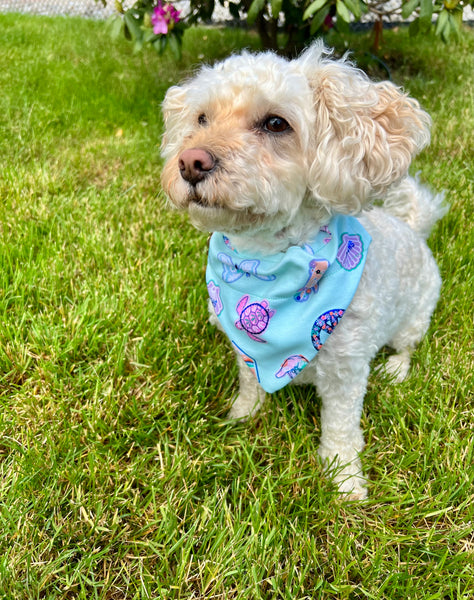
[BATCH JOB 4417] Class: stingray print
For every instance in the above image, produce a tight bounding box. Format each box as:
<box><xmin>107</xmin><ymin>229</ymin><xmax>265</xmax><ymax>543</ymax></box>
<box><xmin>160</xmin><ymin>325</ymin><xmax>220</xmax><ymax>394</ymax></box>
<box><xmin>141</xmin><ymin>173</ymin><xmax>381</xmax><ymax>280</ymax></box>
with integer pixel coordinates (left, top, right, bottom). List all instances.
<box><xmin>275</xmin><ymin>354</ymin><xmax>309</xmax><ymax>380</ymax></box>
<box><xmin>311</xmin><ymin>309</ymin><xmax>345</xmax><ymax>350</ymax></box>
<box><xmin>336</xmin><ymin>233</ymin><xmax>364</xmax><ymax>271</ymax></box>
<box><xmin>207</xmin><ymin>280</ymin><xmax>223</xmax><ymax>316</ymax></box>
<box><xmin>294</xmin><ymin>258</ymin><xmax>330</xmax><ymax>302</ymax></box>
<box><xmin>217</xmin><ymin>252</ymin><xmax>277</xmax><ymax>284</ymax></box>
<box><xmin>235</xmin><ymin>295</ymin><xmax>276</xmax><ymax>343</ymax></box>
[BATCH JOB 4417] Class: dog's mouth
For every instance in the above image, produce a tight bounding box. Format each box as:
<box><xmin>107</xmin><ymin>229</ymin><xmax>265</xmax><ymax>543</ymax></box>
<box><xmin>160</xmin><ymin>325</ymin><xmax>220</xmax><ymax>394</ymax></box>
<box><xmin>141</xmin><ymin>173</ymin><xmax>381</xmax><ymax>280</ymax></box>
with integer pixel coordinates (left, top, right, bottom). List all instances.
<box><xmin>188</xmin><ymin>192</ymin><xmax>211</xmax><ymax>208</ymax></box>
<box><xmin>186</xmin><ymin>183</ymin><xmax>227</xmax><ymax>211</ymax></box>
<box><xmin>177</xmin><ymin>164</ymin><xmax>267</xmax><ymax>232</ymax></box>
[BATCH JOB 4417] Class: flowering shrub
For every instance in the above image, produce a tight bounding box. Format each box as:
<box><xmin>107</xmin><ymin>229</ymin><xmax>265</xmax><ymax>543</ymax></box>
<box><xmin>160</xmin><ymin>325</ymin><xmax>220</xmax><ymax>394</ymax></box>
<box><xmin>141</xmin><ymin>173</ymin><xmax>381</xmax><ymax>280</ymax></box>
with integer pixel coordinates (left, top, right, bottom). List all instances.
<box><xmin>151</xmin><ymin>1</ymin><xmax>181</xmax><ymax>34</ymax></box>
<box><xmin>107</xmin><ymin>0</ymin><xmax>186</xmax><ymax>57</ymax></box>
<box><xmin>103</xmin><ymin>0</ymin><xmax>474</xmax><ymax>57</ymax></box>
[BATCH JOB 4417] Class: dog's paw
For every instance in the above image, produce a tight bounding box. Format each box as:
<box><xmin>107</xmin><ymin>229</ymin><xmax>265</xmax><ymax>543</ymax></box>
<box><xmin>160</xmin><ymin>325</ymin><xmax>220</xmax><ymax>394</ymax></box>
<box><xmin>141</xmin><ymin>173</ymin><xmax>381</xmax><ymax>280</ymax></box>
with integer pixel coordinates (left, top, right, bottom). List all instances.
<box><xmin>319</xmin><ymin>446</ymin><xmax>368</xmax><ymax>500</ymax></box>
<box><xmin>385</xmin><ymin>351</ymin><xmax>411</xmax><ymax>383</ymax></box>
<box><xmin>227</xmin><ymin>393</ymin><xmax>264</xmax><ymax>422</ymax></box>
<box><xmin>334</xmin><ymin>472</ymin><xmax>368</xmax><ymax>501</ymax></box>
<box><xmin>227</xmin><ymin>405</ymin><xmax>250</xmax><ymax>422</ymax></box>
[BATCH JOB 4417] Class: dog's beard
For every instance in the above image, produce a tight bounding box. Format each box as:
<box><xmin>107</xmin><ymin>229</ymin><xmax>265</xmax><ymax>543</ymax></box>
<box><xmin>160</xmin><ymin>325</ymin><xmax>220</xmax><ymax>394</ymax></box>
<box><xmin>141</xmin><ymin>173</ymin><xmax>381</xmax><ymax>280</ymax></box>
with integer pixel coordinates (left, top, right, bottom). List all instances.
<box><xmin>163</xmin><ymin>168</ymin><xmax>270</xmax><ymax>233</ymax></box>
<box><xmin>187</xmin><ymin>195</ymin><xmax>266</xmax><ymax>233</ymax></box>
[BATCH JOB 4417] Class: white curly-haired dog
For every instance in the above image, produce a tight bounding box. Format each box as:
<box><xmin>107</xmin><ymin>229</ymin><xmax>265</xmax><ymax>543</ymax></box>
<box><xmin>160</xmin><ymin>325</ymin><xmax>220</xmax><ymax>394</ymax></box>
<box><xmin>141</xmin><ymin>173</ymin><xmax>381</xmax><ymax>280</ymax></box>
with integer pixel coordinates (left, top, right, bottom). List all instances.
<box><xmin>161</xmin><ymin>41</ymin><xmax>446</xmax><ymax>499</ymax></box>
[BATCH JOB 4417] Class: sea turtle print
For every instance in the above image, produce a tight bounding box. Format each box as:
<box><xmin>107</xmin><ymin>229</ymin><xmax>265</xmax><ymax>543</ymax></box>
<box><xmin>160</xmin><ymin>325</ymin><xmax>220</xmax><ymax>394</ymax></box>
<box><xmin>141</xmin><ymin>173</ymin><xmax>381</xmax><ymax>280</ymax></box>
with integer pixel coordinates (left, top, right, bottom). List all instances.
<box><xmin>311</xmin><ymin>309</ymin><xmax>345</xmax><ymax>350</ymax></box>
<box><xmin>235</xmin><ymin>295</ymin><xmax>276</xmax><ymax>343</ymax></box>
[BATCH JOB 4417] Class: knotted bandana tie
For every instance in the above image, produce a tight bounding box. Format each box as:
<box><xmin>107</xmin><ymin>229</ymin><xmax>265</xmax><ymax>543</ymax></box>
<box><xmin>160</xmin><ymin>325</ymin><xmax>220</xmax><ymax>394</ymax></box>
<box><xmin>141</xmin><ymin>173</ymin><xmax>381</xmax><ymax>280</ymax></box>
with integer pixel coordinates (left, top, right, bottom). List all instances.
<box><xmin>206</xmin><ymin>215</ymin><xmax>371</xmax><ymax>393</ymax></box>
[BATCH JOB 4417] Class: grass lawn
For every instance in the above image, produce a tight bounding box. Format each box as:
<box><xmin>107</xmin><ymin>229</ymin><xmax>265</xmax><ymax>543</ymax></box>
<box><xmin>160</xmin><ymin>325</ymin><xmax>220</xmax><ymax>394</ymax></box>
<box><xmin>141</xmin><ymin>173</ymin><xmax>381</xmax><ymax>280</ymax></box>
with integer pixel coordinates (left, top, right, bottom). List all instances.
<box><xmin>0</xmin><ymin>12</ymin><xmax>473</xmax><ymax>599</ymax></box>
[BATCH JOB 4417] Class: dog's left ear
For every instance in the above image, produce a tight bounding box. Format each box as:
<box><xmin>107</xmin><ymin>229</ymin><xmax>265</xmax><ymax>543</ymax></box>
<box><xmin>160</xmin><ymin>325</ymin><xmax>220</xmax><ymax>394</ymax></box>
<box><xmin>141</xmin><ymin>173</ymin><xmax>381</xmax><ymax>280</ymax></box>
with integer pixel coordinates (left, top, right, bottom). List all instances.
<box><xmin>296</xmin><ymin>43</ymin><xmax>431</xmax><ymax>213</ymax></box>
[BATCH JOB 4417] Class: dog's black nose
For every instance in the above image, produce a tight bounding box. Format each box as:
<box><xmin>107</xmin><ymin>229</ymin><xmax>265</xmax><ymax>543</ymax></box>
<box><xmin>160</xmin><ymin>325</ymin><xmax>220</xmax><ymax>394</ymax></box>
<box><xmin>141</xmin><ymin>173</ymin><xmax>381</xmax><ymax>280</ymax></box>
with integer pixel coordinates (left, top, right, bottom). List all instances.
<box><xmin>178</xmin><ymin>148</ymin><xmax>216</xmax><ymax>186</ymax></box>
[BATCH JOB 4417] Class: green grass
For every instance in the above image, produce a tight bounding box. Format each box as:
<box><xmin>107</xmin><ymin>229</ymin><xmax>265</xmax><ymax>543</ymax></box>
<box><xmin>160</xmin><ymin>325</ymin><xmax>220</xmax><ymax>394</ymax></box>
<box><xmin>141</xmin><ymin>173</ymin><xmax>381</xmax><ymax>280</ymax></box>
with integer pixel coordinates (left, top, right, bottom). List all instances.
<box><xmin>0</xmin><ymin>12</ymin><xmax>473</xmax><ymax>599</ymax></box>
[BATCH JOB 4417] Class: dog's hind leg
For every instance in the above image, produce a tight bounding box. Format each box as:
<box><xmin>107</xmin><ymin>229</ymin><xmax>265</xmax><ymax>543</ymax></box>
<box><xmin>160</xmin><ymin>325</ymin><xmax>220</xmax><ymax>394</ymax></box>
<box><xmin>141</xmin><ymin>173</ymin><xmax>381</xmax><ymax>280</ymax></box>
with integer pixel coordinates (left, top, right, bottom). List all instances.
<box><xmin>228</xmin><ymin>354</ymin><xmax>266</xmax><ymax>421</ymax></box>
<box><xmin>386</xmin><ymin>254</ymin><xmax>442</xmax><ymax>383</ymax></box>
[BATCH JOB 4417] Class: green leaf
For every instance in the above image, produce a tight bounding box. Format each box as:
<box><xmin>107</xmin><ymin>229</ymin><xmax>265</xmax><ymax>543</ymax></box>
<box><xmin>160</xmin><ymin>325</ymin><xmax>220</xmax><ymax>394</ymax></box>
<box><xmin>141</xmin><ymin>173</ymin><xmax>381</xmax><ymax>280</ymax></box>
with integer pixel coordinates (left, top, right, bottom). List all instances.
<box><xmin>310</xmin><ymin>5</ymin><xmax>330</xmax><ymax>32</ymax></box>
<box><xmin>153</xmin><ymin>36</ymin><xmax>167</xmax><ymax>53</ymax></box>
<box><xmin>452</xmin><ymin>7</ymin><xmax>463</xmax><ymax>28</ymax></box>
<box><xmin>106</xmin><ymin>14</ymin><xmax>124</xmax><ymax>40</ymax></box>
<box><xmin>441</xmin><ymin>15</ymin><xmax>452</xmax><ymax>40</ymax></box>
<box><xmin>401</xmin><ymin>0</ymin><xmax>420</xmax><ymax>19</ymax></box>
<box><xmin>247</xmin><ymin>0</ymin><xmax>266</xmax><ymax>25</ymax></box>
<box><xmin>124</xmin><ymin>11</ymin><xmax>142</xmax><ymax>41</ymax></box>
<box><xmin>435</xmin><ymin>8</ymin><xmax>449</xmax><ymax>35</ymax></box>
<box><xmin>167</xmin><ymin>33</ymin><xmax>182</xmax><ymax>60</ymax></box>
<box><xmin>336</xmin><ymin>0</ymin><xmax>352</xmax><ymax>22</ymax></box>
<box><xmin>142</xmin><ymin>29</ymin><xmax>156</xmax><ymax>43</ymax></box>
<box><xmin>419</xmin><ymin>0</ymin><xmax>433</xmax><ymax>27</ymax></box>
<box><xmin>409</xmin><ymin>17</ymin><xmax>420</xmax><ymax>35</ymax></box>
<box><xmin>133</xmin><ymin>38</ymin><xmax>144</xmax><ymax>53</ymax></box>
<box><xmin>447</xmin><ymin>10</ymin><xmax>462</xmax><ymax>39</ymax></box>
<box><xmin>343</xmin><ymin>0</ymin><xmax>362</xmax><ymax>19</ymax></box>
<box><xmin>271</xmin><ymin>0</ymin><xmax>283</xmax><ymax>18</ymax></box>
<box><xmin>303</xmin><ymin>0</ymin><xmax>328</xmax><ymax>21</ymax></box>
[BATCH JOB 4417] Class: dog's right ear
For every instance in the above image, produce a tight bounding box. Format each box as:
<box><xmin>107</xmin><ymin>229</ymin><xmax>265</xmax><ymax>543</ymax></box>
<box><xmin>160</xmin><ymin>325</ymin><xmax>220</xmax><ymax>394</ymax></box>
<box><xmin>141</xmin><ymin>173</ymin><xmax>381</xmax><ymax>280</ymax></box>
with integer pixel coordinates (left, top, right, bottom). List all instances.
<box><xmin>161</xmin><ymin>85</ymin><xmax>193</xmax><ymax>159</ymax></box>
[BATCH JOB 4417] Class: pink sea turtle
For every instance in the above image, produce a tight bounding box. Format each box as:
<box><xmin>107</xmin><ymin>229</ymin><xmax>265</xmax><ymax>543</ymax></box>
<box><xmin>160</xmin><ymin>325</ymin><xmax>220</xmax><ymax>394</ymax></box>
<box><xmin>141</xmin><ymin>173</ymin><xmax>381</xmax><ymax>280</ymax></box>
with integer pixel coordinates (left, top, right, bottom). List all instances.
<box><xmin>235</xmin><ymin>295</ymin><xmax>275</xmax><ymax>343</ymax></box>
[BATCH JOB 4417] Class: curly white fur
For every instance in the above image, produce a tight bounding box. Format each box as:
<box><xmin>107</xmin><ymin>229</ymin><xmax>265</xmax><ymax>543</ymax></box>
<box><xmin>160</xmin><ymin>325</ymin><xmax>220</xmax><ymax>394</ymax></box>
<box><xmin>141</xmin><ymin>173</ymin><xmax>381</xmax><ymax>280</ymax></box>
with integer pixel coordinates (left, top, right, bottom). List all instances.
<box><xmin>161</xmin><ymin>41</ymin><xmax>447</xmax><ymax>499</ymax></box>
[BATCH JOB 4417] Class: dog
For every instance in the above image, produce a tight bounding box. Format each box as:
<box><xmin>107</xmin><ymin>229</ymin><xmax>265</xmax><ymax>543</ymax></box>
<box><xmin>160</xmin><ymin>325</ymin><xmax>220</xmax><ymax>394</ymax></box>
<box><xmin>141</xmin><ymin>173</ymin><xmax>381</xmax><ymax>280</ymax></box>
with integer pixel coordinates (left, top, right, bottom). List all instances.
<box><xmin>160</xmin><ymin>41</ymin><xmax>446</xmax><ymax>499</ymax></box>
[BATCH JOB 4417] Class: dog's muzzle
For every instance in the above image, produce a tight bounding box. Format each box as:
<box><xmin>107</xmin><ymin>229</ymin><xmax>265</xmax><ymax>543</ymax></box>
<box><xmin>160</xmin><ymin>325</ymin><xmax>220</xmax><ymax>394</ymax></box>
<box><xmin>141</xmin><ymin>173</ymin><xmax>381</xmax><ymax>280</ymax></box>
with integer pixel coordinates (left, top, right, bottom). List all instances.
<box><xmin>178</xmin><ymin>148</ymin><xmax>216</xmax><ymax>187</ymax></box>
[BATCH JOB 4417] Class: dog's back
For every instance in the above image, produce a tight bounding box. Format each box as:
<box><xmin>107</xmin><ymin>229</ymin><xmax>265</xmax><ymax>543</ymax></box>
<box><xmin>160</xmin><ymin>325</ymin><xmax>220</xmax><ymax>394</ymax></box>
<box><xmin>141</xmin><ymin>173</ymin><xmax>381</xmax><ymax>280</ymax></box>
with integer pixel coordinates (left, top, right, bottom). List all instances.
<box><xmin>383</xmin><ymin>175</ymin><xmax>448</xmax><ymax>239</ymax></box>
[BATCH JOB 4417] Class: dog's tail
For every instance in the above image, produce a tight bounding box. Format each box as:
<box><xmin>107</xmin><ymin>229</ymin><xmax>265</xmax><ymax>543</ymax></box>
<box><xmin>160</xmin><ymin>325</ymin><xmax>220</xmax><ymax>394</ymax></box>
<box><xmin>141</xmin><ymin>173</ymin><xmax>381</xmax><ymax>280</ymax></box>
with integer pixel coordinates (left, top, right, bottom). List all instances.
<box><xmin>383</xmin><ymin>174</ymin><xmax>448</xmax><ymax>238</ymax></box>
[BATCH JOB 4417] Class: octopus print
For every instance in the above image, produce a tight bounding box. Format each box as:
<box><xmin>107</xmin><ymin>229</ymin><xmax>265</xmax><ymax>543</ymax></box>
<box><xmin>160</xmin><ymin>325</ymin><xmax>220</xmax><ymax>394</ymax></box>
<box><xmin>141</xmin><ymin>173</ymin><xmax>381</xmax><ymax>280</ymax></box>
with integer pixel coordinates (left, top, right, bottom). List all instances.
<box><xmin>235</xmin><ymin>295</ymin><xmax>275</xmax><ymax>343</ymax></box>
<box><xmin>336</xmin><ymin>233</ymin><xmax>364</xmax><ymax>271</ymax></box>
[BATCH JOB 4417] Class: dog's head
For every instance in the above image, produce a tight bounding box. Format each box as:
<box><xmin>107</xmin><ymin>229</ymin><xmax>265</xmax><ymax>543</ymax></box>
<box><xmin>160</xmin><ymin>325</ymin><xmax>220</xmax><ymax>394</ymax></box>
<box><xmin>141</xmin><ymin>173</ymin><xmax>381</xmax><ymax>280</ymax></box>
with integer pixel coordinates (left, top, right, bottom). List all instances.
<box><xmin>161</xmin><ymin>42</ymin><xmax>431</xmax><ymax>235</ymax></box>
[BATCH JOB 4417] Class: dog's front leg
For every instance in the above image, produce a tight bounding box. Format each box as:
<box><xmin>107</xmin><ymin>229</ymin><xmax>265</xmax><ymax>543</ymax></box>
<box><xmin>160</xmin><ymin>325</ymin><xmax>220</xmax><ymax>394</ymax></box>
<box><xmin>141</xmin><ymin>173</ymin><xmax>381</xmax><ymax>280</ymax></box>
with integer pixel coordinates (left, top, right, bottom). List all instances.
<box><xmin>228</xmin><ymin>354</ymin><xmax>266</xmax><ymax>421</ymax></box>
<box><xmin>208</xmin><ymin>300</ymin><xmax>266</xmax><ymax>420</ymax></box>
<box><xmin>315</xmin><ymin>350</ymin><xmax>370</xmax><ymax>500</ymax></box>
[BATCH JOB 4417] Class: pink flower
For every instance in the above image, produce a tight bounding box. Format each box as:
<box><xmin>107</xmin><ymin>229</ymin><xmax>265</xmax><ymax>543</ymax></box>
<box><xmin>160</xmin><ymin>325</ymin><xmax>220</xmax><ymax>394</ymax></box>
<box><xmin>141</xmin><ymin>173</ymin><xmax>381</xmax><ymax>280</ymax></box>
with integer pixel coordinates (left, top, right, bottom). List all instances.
<box><xmin>324</xmin><ymin>14</ymin><xmax>334</xmax><ymax>29</ymax></box>
<box><xmin>151</xmin><ymin>1</ymin><xmax>181</xmax><ymax>35</ymax></box>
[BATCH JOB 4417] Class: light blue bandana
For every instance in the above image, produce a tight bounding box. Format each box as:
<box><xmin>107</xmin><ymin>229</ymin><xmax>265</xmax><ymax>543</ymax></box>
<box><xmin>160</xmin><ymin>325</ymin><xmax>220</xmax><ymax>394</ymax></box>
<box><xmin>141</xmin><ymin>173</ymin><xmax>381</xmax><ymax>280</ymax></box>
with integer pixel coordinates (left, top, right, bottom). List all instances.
<box><xmin>206</xmin><ymin>215</ymin><xmax>371</xmax><ymax>393</ymax></box>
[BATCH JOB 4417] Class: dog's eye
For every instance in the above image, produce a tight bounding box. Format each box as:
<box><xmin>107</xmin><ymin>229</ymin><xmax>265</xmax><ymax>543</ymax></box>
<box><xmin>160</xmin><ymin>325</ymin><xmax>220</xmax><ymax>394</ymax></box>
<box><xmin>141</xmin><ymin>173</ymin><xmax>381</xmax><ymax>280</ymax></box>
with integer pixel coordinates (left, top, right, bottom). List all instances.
<box><xmin>263</xmin><ymin>116</ymin><xmax>291</xmax><ymax>133</ymax></box>
<box><xmin>198</xmin><ymin>113</ymin><xmax>208</xmax><ymax>126</ymax></box>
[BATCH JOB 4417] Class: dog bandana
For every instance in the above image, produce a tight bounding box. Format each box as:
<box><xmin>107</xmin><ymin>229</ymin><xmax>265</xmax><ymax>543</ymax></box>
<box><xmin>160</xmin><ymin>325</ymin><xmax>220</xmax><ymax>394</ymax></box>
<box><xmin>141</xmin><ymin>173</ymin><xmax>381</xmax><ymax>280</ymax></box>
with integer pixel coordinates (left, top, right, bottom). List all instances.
<box><xmin>206</xmin><ymin>215</ymin><xmax>371</xmax><ymax>393</ymax></box>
